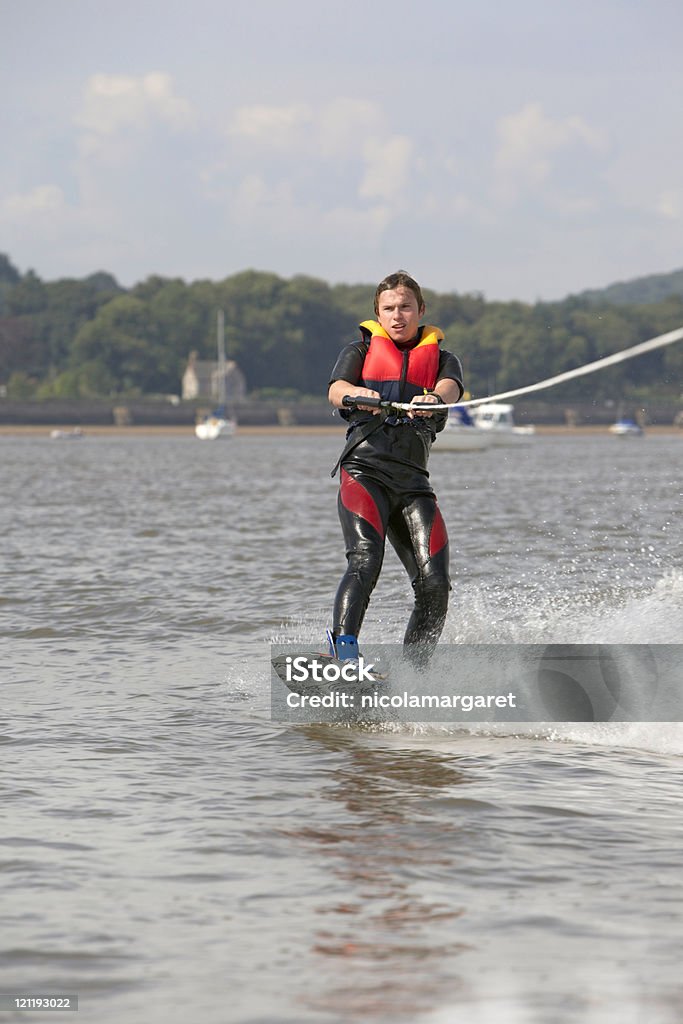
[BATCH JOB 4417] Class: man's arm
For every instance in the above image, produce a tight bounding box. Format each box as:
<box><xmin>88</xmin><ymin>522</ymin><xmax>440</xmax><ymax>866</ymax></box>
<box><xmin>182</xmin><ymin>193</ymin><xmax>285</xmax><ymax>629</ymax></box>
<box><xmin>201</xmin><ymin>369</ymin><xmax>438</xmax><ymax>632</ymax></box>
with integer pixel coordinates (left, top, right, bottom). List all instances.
<box><xmin>328</xmin><ymin>380</ymin><xmax>382</xmax><ymax>412</ymax></box>
<box><xmin>432</xmin><ymin>378</ymin><xmax>462</xmax><ymax>404</ymax></box>
<box><xmin>328</xmin><ymin>341</ymin><xmax>380</xmax><ymax>411</ymax></box>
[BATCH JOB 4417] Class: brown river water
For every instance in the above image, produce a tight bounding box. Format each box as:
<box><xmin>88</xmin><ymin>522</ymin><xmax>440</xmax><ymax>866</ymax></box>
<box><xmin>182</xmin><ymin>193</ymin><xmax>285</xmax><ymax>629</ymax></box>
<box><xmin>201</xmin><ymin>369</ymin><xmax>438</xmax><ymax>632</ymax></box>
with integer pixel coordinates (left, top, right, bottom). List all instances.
<box><xmin>2</xmin><ymin>431</ymin><xmax>682</xmax><ymax>1023</ymax></box>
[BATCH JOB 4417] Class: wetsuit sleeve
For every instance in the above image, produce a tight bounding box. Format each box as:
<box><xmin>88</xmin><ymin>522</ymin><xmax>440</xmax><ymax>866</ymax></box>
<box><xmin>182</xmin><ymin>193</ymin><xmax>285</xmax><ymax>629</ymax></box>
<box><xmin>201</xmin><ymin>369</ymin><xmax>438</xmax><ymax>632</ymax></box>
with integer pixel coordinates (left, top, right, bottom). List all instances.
<box><xmin>436</xmin><ymin>350</ymin><xmax>465</xmax><ymax>401</ymax></box>
<box><xmin>328</xmin><ymin>341</ymin><xmax>369</xmax><ymax>387</ymax></box>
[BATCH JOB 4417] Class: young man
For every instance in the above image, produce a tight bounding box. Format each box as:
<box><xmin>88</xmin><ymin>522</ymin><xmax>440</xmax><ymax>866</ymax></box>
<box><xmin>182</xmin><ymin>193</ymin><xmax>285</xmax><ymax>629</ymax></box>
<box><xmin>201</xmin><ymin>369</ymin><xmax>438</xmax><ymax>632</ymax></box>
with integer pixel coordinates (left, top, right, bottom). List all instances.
<box><xmin>327</xmin><ymin>270</ymin><xmax>464</xmax><ymax>663</ymax></box>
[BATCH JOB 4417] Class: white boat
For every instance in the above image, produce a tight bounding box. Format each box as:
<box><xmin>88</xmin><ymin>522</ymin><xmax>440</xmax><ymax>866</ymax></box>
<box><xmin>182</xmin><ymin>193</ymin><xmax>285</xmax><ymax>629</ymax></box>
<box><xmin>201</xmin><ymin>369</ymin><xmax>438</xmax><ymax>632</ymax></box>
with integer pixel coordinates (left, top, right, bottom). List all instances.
<box><xmin>609</xmin><ymin>419</ymin><xmax>643</xmax><ymax>437</ymax></box>
<box><xmin>471</xmin><ymin>403</ymin><xmax>535</xmax><ymax>445</ymax></box>
<box><xmin>50</xmin><ymin>428</ymin><xmax>84</xmax><ymax>440</ymax></box>
<box><xmin>433</xmin><ymin>405</ymin><xmax>491</xmax><ymax>451</ymax></box>
<box><xmin>195</xmin><ymin>415</ymin><xmax>236</xmax><ymax>440</ymax></box>
<box><xmin>195</xmin><ymin>309</ymin><xmax>237</xmax><ymax>440</ymax></box>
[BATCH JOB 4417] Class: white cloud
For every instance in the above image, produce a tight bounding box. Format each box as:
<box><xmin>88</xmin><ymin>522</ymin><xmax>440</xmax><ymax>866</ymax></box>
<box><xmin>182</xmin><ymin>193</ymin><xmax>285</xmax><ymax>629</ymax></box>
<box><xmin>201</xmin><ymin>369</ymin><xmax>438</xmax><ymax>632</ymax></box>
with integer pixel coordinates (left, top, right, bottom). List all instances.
<box><xmin>226</xmin><ymin>171</ymin><xmax>393</xmax><ymax>247</ymax></box>
<box><xmin>229</xmin><ymin>104</ymin><xmax>312</xmax><ymax>148</ymax></box>
<box><xmin>66</xmin><ymin>71</ymin><xmax>202</xmax><ymax>230</ymax></box>
<box><xmin>230</xmin><ymin>173</ymin><xmax>296</xmax><ymax>224</ymax></box>
<box><xmin>74</xmin><ymin>72</ymin><xmax>194</xmax><ymax>176</ymax></box>
<box><xmin>321</xmin><ymin>203</ymin><xmax>393</xmax><ymax>238</ymax></box>
<box><xmin>359</xmin><ymin>135</ymin><xmax>413</xmax><ymax>204</ymax></box>
<box><xmin>77</xmin><ymin>72</ymin><xmax>193</xmax><ymax>136</ymax></box>
<box><xmin>227</xmin><ymin>98</ymin><xmax>410</xmax><ymax>200</ymax></box>
<box><xmin>0</xmin><ymin>182</ymin><xmax>113</xmax><ymax>269</ymax></box>
<box><xmin>494</xmin><ymin>102</ymin><xmax>606</xmax><ymax>202</ymax></box>
<box><xmin>0</xmin><ymin>183</ymin><xmax>82</xmax><ymax>257</ymax></box>
<box><xmin>0</xmin><ymin>72</ymin><xmax>204</xmax><ymax>276</ymax></box>
<box><xmin>317</xmin><ymin>98</ymin><xmax>384</xmax><ymax>159</ymax></box>
<box><xmin>212</xmin><ymin>98</ymin><xmax>418</xmax><ymax>241</ymax></box>
<box><xmin>1</xmin><ymin>184</ymin><xmax>67</xmax><ymax>218</ymax></box>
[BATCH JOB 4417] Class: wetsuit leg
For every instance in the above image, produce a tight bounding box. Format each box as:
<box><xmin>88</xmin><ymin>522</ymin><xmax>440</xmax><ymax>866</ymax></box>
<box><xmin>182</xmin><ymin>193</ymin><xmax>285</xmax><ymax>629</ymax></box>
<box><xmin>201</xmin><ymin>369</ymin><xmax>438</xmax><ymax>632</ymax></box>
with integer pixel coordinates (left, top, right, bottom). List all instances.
<box><xmin>387</xmin><ymin>495</ymin><xmax>450</xmax><ymax>657</ymax></box>
<box><xmin>333</xmin><ymin>468</ymin><xmax>390</xmax><ymax>638</ymax></box>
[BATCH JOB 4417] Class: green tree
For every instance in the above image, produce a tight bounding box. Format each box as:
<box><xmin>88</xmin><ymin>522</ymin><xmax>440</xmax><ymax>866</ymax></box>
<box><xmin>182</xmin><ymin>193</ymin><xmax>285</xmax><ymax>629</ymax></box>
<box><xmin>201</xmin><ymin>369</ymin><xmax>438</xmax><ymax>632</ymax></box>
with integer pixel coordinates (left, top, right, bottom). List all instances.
<box><xmin>4</xmin><ymin>270</ymin><xmax>48</xmax><ymax>316</ymax></box>
<box><xmin>0</xmin><ymin>253</ymin><xmax>22</xmax><ymax>314</ymax></box>
<box><xmin>6</xmin><ymin>371</ymin><xmax>38</xmax><ymax>398</ymax></box>
<box><xmin>71</xmin><ymin>295</ymin><xmax>164</xmax><ymax>394</ymax></box>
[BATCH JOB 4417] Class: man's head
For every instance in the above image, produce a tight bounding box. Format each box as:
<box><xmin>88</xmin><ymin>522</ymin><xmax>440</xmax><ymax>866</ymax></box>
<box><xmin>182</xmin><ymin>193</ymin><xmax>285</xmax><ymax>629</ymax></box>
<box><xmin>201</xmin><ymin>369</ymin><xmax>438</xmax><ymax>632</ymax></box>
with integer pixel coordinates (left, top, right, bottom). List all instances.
<box><xmin>374</xmin><ymin>270</ymin><xmax>425</xmax><ymax>344</ymax></box>
<box><xmin>374</xmin><ymin>271</ymin><xmax>425</xmax><ymax>316</ymax></box>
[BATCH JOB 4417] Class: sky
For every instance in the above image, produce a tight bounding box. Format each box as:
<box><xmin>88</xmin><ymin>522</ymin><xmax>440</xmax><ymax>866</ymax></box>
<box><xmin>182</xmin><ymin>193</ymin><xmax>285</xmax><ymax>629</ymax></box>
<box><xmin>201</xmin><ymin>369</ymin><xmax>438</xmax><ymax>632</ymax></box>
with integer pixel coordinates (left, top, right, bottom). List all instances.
<box><xmin>1</xmin><ymin>0</ymin><xmax>682</xmax><ymax>301</ymax></box>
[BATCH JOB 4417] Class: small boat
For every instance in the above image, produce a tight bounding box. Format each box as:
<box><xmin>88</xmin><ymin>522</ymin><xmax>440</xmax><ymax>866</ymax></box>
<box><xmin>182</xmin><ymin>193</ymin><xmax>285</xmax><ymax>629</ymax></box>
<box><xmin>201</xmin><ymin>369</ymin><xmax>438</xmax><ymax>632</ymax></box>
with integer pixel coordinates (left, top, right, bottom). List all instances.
<box><xmin>433</xmin><ymin>405</ymin><xmax>491</xmax><ymax>451</ymax></box>
<box><xmin>609</xmin><ymin>419</ymin><xmax>643</xmax><ymax>437</ymax></box>
<box><xmin>195</xmin><ymin>309</ymin><xmax>237</xmax><ymax>440</ymax></box>
<box><xmin>195</xmin><ymin>413</ymin><xmax>236</xmax><ymax>440</ymax></box>
<box><xmin>471</xmin><ymin>403</ymin><xmax>535</xmax><ymax>445</ymax></box>
<box><xmin>50</xmin><ymin>428</ymin><xmax>84</xmax><ymax>440</ymax></box>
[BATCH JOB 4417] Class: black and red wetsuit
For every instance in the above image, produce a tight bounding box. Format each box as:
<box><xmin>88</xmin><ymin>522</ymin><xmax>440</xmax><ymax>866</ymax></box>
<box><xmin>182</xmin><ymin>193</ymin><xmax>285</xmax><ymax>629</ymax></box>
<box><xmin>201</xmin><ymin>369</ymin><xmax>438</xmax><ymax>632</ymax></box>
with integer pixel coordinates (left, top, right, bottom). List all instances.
<box><xmin>329</xmin><ymin>320</ymin><xmax>464</xmax><ymax>656</ymax></box>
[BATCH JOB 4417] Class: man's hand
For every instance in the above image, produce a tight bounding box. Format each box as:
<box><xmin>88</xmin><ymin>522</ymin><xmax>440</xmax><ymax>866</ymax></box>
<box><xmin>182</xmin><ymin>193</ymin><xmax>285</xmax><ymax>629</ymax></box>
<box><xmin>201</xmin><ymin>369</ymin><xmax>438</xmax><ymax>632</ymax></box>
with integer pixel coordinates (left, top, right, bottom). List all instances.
<box><xmin>350</xmin><ymin>387</ymin><xmax>383</xmax><ymax>413</ymax></box>
<box><xmin>328</xmin><ymin>381</ymin><xmax>382</xmax><ymax>413</ymax></box>
<box><xmin>407</xmin><ymin>392</ymin><xmax>439</xmax><ymax>419</ymax></box>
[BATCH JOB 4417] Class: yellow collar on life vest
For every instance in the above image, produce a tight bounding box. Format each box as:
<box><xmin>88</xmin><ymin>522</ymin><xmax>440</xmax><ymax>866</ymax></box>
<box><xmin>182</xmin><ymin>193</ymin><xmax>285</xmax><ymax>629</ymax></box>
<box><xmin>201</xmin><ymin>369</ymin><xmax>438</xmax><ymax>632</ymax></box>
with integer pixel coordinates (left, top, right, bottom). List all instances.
<box><xmin>360</xmin><ymin>320</ymin><xmax>444</xmax><ymax>347</ymax></box>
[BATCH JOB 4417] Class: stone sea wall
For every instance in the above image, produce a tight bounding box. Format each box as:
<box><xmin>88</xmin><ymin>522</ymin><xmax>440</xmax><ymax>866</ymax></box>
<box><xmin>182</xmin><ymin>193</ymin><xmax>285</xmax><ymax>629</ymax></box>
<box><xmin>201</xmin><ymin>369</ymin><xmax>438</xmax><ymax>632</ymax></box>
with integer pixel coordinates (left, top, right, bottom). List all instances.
<box><xmin>0</xmin><ymin>398</ymin><xmax>681</xmax><ymax>428</ymax></box>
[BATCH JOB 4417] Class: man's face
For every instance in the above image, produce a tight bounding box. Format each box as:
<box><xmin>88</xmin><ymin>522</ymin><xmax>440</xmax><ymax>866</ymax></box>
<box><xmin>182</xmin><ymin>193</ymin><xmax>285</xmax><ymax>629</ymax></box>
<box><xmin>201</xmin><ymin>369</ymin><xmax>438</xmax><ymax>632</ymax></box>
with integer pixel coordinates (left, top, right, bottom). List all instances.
<box><xmin>376</xmin><ymin>286</ymin><xmax>424</xmax><ymax>343</ymax></box>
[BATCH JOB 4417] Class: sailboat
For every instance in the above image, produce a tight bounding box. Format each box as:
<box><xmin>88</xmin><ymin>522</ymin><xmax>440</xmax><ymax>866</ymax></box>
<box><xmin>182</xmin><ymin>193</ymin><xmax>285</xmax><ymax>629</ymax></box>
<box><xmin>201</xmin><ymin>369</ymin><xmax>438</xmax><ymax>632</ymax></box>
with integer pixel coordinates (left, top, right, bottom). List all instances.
<box><xmin>195</xmin><ymin>309</ymin><xmax>237</xmax><ymax>440</ymax></box>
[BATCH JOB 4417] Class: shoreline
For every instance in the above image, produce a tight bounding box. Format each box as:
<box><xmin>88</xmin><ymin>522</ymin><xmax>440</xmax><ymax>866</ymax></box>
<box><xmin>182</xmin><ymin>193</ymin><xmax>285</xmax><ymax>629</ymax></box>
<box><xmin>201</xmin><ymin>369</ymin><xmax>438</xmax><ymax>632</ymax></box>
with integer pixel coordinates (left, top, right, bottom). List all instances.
<box><xmin>0</xmin><ymin>424</ymin><xmax>345</xmax><ymax>437</ymax></box>
<box><xmin>0</xmin><ymin>424</ymin><xmax>681</xmax><ymax>438</ymax></box>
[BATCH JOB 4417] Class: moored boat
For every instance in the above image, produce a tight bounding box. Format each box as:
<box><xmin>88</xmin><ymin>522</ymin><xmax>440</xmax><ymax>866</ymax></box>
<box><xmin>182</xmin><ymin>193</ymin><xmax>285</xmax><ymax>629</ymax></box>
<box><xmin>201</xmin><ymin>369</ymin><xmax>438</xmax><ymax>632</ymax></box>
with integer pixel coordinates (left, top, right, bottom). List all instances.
<box><xmin>471</xmin><ymin>403</ymin><xmax>535</xmax><ymax>445</ymax></box>
<box><xmin>195</xmin><ymin>414</ymin><xmax>236</xmax><ymax>440</ymax></box>
<box><xmin>433</xmin><ymin>404</ymin><xmax>491</xmax><ymax>451</ymax></box>
<box><xmin>609</xmin><ymin>418</ymin><xmax>643</xmax><ymax>437</ymax></box>
<box><xmin>50</xmin><ymin>428</ymin><xmax>84</xmax><ymax>440</ymax></box>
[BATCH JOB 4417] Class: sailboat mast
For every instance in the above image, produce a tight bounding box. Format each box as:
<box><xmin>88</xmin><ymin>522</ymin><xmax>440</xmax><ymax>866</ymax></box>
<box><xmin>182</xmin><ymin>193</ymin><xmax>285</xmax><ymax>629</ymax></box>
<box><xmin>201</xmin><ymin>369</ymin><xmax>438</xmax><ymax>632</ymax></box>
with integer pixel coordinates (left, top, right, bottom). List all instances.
<box><xmin>217</xmin><ymin>308</ymin><xmax>227</xmax><ymax>407</ymax></box>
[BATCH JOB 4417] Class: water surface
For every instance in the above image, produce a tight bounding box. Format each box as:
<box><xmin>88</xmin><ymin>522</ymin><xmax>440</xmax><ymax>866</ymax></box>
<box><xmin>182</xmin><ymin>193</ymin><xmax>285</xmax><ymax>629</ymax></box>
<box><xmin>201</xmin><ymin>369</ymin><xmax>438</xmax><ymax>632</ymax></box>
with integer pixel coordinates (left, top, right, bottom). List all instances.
<box><xmin>2</xmin><ymin>432</ymin><xmax>682</xmax><ymax>1023</ymax></box>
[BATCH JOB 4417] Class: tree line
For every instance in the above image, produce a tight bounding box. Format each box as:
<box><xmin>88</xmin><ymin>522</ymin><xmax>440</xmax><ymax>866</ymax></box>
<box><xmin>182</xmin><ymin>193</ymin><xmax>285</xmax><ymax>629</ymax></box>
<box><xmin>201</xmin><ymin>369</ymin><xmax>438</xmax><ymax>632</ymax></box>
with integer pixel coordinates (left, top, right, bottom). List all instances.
<box><xmin>0</xmin><ymin>253</ymin><xmax>681</xmax><ymax>404</ymax></box>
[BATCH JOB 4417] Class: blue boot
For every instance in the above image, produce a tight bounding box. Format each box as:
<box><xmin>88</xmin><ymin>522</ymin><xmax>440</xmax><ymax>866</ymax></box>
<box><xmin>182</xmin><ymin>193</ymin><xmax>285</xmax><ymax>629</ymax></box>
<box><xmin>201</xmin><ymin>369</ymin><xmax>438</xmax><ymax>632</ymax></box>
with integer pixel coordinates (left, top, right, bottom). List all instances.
<box><xmin>326</xmin><ymin>630</ymin><xmax>359</xmax><ymax>661</ymax></box>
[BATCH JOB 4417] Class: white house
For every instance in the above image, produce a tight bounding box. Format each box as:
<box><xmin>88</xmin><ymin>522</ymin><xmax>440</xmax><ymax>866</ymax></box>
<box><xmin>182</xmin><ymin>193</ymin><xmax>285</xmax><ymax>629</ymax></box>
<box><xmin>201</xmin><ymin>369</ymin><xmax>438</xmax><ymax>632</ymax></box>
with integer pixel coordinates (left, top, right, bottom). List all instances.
<box><xmin>181</xmin><ymin>351</ymin><xmax>247</xmax><ymax>403</ymax></box>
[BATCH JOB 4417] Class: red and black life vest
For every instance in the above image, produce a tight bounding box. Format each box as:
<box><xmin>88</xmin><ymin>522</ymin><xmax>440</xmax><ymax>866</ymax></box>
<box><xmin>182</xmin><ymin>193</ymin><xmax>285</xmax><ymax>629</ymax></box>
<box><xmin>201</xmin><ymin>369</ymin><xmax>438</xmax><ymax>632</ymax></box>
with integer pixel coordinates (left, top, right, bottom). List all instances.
<box><xmin>358</xmin><ymin>320</ymin><xmax>443</xmax><ymax>404</ymax></box>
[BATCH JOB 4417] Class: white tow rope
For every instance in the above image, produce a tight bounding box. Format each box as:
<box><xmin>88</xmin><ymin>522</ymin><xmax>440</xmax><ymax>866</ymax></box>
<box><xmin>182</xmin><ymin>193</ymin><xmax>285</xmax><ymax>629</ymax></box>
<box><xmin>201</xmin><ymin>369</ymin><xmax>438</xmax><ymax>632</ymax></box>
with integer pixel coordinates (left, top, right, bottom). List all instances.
<box><xmin>395</xmin><ymin>324</ymin><xmax>683</xmax><ymax>411</ymax></box>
